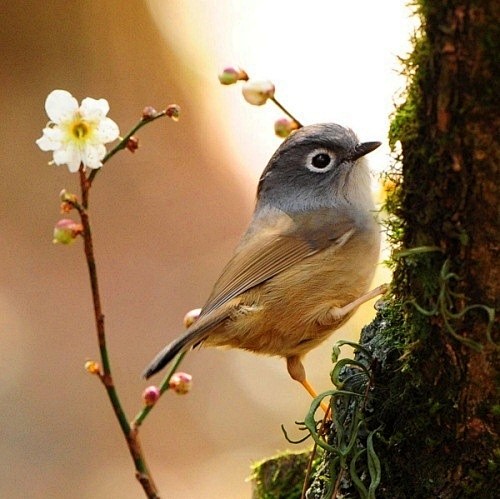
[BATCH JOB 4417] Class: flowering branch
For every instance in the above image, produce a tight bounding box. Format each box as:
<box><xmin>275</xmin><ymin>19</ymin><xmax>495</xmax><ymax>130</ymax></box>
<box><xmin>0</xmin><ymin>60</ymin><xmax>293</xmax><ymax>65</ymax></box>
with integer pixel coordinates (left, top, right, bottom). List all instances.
<box><xmin>218</xmin><ymin>66</ymin><xmax>303</xmax><ymax>137</ymax></box>
<box><xmin>38</xmin><ymin>90</ymin><xmax>183</xmax><ymax>498</ymax></box>
<box><xmin>132</xmin><ymin>352</ymin><xmax>187</xmax><ymax>429</ymax></box>
<box><xmin>88</xmin><ymin>104</ymin><xmax>180</xmax><ymax>185</ymax></box>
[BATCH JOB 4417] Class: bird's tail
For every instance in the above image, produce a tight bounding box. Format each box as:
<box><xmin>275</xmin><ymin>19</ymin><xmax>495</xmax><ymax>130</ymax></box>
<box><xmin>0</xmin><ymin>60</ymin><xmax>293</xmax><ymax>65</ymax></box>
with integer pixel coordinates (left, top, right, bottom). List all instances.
<box><xmin>142</xmin><ymin>329</ymin><xmax>202</xmax><ymax>379</ymax></box>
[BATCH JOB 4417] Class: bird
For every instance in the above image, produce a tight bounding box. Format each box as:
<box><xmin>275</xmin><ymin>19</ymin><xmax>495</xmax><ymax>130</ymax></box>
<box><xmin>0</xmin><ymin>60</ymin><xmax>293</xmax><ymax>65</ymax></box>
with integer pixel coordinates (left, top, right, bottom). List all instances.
<box><xmin>143</xmin><ymin>123</ymin><xmax>384</xmax><ymax>408</ymax></box>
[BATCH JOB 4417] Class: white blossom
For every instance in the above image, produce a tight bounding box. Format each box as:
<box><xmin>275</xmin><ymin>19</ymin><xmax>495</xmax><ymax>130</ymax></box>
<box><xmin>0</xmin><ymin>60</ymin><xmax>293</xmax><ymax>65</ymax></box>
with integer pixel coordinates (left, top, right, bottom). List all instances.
<box><xmin>36</xmin><ymin>89</ymin><xmax>119</xmax><ymax>172</ymax></box>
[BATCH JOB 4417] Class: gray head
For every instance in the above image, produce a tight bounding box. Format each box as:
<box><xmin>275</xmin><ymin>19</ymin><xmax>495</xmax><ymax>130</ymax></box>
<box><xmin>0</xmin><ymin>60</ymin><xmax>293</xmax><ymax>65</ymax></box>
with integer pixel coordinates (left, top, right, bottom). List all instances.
<box><xmin>256</xmin><ymin>123</ymin><xmax>380</xmax><ymax>213</ymax></box>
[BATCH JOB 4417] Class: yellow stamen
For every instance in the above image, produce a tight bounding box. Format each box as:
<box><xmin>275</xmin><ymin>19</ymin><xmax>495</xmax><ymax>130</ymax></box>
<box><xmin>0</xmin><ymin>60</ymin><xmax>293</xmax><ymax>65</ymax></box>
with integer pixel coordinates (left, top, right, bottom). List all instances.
<box><xmin>72</xmin><ymin>120</ymin><xmax>89</xmax><ymax>140</ymax></box>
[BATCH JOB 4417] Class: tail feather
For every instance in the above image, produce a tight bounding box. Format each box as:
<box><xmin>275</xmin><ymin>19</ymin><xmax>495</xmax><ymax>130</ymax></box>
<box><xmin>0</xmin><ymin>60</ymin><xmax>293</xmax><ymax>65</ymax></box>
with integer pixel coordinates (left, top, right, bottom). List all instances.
<box><xmin>142</xmin><ymin>329</ymin><xmax>201</xmax><ymax>379</ymax></box>
<box><xmin>143</xmin><ymin>308</ymin><xmax>230</xmax><ymax>379</ymax></box>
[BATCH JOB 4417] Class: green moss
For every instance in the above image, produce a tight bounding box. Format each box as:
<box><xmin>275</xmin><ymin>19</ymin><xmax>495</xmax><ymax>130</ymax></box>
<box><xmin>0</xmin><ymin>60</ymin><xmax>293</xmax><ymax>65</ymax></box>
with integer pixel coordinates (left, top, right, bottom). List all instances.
<box><xmin>250</xmin><ymin>450</ymin><xmax>323</xmax><ymax>499</ymax></box>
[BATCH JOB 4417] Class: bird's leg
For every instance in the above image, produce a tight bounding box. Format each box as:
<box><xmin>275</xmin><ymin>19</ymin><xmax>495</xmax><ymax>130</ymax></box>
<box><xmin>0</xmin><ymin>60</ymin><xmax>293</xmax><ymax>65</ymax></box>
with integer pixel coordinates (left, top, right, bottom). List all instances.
<box><xmin>286</xmin><ymin>355</ymin><xmax>330</xmax><ymax>414</ymax></box>
<box><xmin>323</xmin><ymin>283</ymin><xmax>389</xmax><ymax>324</ymax></box>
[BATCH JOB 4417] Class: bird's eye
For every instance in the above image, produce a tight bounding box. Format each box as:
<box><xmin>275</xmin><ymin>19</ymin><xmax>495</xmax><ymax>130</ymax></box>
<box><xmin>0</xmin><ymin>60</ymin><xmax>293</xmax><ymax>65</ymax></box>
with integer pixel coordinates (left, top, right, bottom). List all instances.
<box><xmin>306</xmin><ymin>149</ymin><xmax>335</xmax><ymax>173</ymax></box>
<box><xmin>312</xmin><ymin>153</ymin><xmax>331</xmax><ymax>169</ymax></box>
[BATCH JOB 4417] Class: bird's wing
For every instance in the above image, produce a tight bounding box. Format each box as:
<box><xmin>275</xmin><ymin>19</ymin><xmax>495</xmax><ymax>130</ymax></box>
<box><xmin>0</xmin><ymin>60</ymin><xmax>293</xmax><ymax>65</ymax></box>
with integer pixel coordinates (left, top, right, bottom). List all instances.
<box><xmin>143</xmin><ymin>207</ymin><xmax>358</xmax><ymax>378</ymax></box>
<box><xmin>200</xmin><ymin>207</ymin><xmax>356</xmax><ymax>316</ymax></box>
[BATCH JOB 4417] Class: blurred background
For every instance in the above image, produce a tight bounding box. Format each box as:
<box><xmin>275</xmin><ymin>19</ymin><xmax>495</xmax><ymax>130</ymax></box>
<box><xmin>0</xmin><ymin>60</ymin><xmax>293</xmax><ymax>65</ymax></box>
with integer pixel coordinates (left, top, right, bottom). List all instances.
<box><xmin>0</xmin><ymin>1</ymin><xmax>415</xmax><ymax>497</ymax></box>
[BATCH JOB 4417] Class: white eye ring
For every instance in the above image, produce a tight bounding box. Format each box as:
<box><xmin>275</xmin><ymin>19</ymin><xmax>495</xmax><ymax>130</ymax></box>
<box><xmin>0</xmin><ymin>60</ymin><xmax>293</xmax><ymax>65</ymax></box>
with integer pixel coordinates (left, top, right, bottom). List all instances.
<box><xmin>305</xmin><ymin>148</ymin><xmax>335</xmax><ymax>173</ymax></box>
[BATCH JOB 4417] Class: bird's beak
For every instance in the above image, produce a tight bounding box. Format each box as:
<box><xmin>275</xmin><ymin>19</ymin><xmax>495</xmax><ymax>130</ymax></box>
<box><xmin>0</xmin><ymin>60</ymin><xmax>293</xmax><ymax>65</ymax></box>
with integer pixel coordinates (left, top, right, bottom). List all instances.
<box><xmin>351</xmin><ymin>141</ymin><xmax>381</xmax><ymax>161</ymax></box>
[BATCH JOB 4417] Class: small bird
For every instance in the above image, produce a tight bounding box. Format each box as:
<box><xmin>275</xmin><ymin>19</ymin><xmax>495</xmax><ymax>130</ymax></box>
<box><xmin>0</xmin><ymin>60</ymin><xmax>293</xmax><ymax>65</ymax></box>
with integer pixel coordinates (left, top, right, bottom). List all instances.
<box><xmin>143</xmin><ymin>123</ymin><xmax>383</xmax><ymax>405</ymax></box>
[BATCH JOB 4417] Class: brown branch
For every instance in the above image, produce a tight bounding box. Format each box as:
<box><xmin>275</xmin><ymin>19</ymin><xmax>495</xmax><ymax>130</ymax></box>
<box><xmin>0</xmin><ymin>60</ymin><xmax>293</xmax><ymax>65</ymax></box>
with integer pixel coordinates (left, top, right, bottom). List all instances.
<box><xmin>77</xmin><ymin>167</ymin><xmax>159</xmax><ymax>497</ymax></box>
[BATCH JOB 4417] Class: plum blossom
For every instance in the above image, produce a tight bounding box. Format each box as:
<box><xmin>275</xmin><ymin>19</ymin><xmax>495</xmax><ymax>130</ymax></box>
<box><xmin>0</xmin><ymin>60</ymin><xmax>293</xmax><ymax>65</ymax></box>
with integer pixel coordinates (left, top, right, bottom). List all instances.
<box><xmin>36</xmin><ymin>90</ymin><xmax>119</xmax><ymax>172</ymax></box>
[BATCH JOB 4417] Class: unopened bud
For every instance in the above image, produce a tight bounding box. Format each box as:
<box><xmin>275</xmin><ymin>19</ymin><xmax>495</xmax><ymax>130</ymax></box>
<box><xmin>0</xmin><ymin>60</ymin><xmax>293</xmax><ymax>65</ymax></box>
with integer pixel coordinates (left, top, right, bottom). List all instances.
<box><xmin>59</xmin><ymin>189</ymin><xmax>78</xmax><ymax>204</ymax></box>
<box><xmin>84</xmin><ymin>360</ymin><xmax>101</xmax><ymax>375</ymax></box>
<box><xmin>142</xmin><ymin>385</ymin><xmax>160</xmax><ymax>406</ymax></box>
<box><xmin>53</xmin><ymin>219</ymin><xmax>83</xmax><ymax>245</ymax></box>
<box><xmin>59</xmin><ymin>191</ymin><xmax>78</xmax><ymax>213</ymax></box>
<box><xmin>183</xmin><ymin>308</ymin><xmax>201</xmax><ymax>329</ymax></box>
<box><xmin>169</xmin><ymin>372</ymin><xmax>193</xmax><ymax>394</ymax></box>
<box><xmin>274</xmin><ymin>118</ymin><xmax>300</xmax><ymax>138</ymax></box>
<box><xmin>218</xmin><ymin>66</ymin><xmax>249</xmax><ymax>85</ymax></box>
<box><xmin>166</xmin><ymin>104</ymin><xmax>181</xmax><ymax>121</ymax></box>
<box><xmin>126</xmin><ymin>136</ymin><xmax>139</xmax><ymax>153</ymax></box>
<box><xmin>142</xmin><ymin>106</ymin><xmax>158</xmax><ymax>120</ymax></box>
<box><xmin>242</xmin><ymin>80</ymin><xmax>275</xmax><ymax>106</ymax></box>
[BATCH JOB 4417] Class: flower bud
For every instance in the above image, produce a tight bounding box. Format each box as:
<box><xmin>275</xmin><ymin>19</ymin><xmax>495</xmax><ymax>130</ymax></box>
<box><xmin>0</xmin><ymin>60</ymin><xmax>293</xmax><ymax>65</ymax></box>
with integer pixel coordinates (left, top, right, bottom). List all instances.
<box><xmin>142</xmin><ymin>385</ymin><xmax>160</xmax><ymax>406</ymax></box>
<box><xmin>242</xmin><ymin>80</ymin><xmax>275</xmax><ymax>106</ymax></box>
<box><xmin>142</xmin><ymin>106</ymin><xmax>158</xmax><ymax>120</ymax></box>
<box><xmin>169</xmin><ymin>372</ymin><xmax>193</xmax><ymax>394</ymax></box>
<box><xmin>84</xmin><ymin>360</ymin><xmax>101</xmax><ymax>375</ymax></box>
<box><xmin>59</xmin><ymin>191</ymin><xmax>78</xmax><ymax>213</ymax></box>
<box><xmin>53</xmin><ymin>219</ymin><xmax>83</xmax><ymax>245</ymax></box>
<box><xmin>218</xmin><ymin>66</ymin><xmax>249</xmax><ymax>85</ymax></box>
<box><xmin>59</xmin><ymin>189</ymin><xmax>78</xmax><ymax>204</ymax></box>
<box><xmin>166</xmin><ymin>104</ymin><xmax>181</xmax><ymax>122</ymax></box>
<box><xmin>126</xmin><ymin>136</ymin><xmax>139</xmax><ymax>153</ymax></box>
<box><xmin>183</xmin><ymin>308</ymin><xmax>201</xmax><ymax>329</ymax></box>
<box><xmin>274</xmin><ymin>118</ymin><xmax>300</xmax><ymax>138</ymax></box>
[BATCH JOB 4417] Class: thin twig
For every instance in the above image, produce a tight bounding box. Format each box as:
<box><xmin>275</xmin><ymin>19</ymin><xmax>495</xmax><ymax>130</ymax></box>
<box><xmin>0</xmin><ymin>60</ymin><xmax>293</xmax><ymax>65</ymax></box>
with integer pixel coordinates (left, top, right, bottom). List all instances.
<box><xmin>270</xmin><ymin>96</ymin><xmax>303</xmax><ymax>127</ymax></box>
<box><xmin>131</xmin><ymin>352</ymin><xmax>186</xmax><ymax>429</ymax></box>
<box><xmin>78</xmin><ymin>167</ymin><xmax>159</xmax><ymax>497</ymax></box>
<box><xmin>88</xmin><ymin>109</ymin><xmax>171</xmax><ymax>185</ymax></box>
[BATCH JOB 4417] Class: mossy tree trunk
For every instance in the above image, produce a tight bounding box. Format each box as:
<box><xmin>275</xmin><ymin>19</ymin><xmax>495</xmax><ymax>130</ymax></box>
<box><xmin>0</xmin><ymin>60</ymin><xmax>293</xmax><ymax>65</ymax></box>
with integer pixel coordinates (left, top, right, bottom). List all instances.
<box><xmin>306</xmin><ymin>1</ymin><xmax>499</xmax><ymax>497</ymax></box>
<box><xmin>252</xmin><ymin>2</ymin><xmax>498</xmax><ymax>498</ymax></box>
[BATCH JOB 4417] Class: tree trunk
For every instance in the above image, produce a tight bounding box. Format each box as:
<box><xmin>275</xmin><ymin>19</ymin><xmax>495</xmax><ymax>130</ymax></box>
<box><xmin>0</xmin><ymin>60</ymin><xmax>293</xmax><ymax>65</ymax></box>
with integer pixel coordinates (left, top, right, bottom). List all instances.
<box><xmin>253</xmin><ymin>1</ymin><xmax>498</xmax><ymax>497</ymax></box>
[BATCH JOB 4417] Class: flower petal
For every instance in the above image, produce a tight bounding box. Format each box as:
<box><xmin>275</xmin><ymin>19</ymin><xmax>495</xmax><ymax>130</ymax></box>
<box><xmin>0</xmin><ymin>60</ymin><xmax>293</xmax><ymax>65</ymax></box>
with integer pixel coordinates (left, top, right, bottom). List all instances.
<box><xmin>82</xmin><ymin>144</ymin><xmax>104</xmax><ymax>169</ymax></box>
<box><xmin>80</xmin><ymin>97</ymin><xmax>110</xmax><ymax>120</ymax></box>
<box><xmin>36</xmin><ymin>132</ymin><xmax>57</xmax><ymax>152</ymax></box>
<box><xmin>97</xmin><ymin>117</ymin><xmax>120</xmax><ymax>143</ymax></box>
<box><xmin>54</xmin><ymin>145</ymin><xmax>82</xmax><ymax>173</ymax></box>
<box><xmin>36</xmin><ymin>126</ymin><xmax>64</xmax><ymax>151</ymax></box>
<box><xmin>53</xmin><ymin>148</ymin><xmax>68</xmax><ymax>165</ymax></box>
<box><xmin>36</xmin><ymin>135</ymin><xmax>53</xmax><ymax>151</ymax></box>
<box><xmin>45</xmin><ymin>90</ymin><xmax>78</xmax><ymax>123</ymax></box>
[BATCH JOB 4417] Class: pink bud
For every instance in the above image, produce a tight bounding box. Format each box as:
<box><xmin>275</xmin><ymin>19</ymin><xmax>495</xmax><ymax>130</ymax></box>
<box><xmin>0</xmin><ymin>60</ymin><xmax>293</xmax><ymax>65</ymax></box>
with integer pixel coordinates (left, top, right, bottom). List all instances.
<box><xmin>142</xmin><ymin>385</ymin><xmax>160</xmax><ymax>406</ymax></box>
<box><xmin>142</xmin><ymin>106</ymin><xmax>158</xmax><ymax>120</ymax></box>
<box><xmin>242</xmin><ymin>80</ymin><xmax>275</xmax><ymax>106</ymax></box>
<box><xmin>218</xmin><ymin>66</ymin><xmax>249</xmax><ymax>85</ymax></box>
<box><xmin>166</xmin><ymin>104</ymin><xmax>181</xmax><ymax>121</ymax></box>
<box><xmin>126</xmin><ymin>136</ymin><xmax>139</xmax><ymax>153</ymax></box>
<box><xmin>169</xmin><ymin>372</ymin><xmax>193</xmax><ymax>395</ymax></box>
<box><xmin>274</xmin><ymin>118</ymin><xmax>300</xmax><ymax>138</ymax></box>
<box><xmin>53</xmin><ymin>219</ymin><xmax>83</xmax><ymax>245</ymax></box>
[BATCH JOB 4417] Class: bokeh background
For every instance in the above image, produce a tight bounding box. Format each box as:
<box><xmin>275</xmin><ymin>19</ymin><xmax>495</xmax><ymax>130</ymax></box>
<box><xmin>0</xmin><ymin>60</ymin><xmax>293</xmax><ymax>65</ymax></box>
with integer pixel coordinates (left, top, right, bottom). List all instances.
<box><xmin>1</xmin><ymin>1</ymin><xmax>415</xmax><ymax>497</ymax></box>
